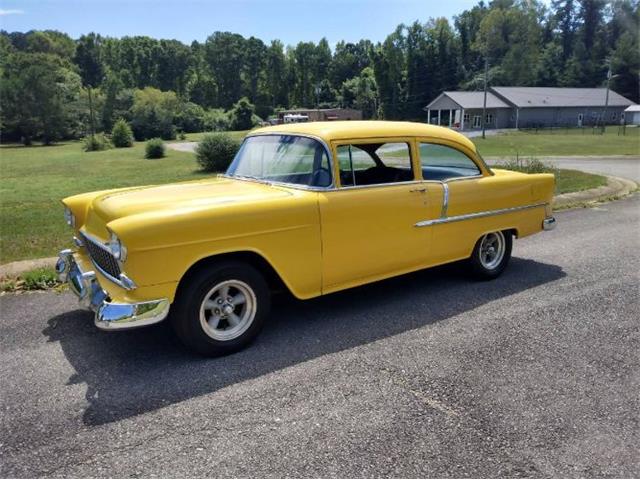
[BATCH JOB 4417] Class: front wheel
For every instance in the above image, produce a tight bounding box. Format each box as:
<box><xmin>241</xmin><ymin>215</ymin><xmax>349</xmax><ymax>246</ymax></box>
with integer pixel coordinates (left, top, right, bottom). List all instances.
<box><xmin>170</xmin><ymin>261</ymin><xmax>270</xmax><ymax>356</ymax></box>
<box><xmin>468</xmin><ymin>230</ymin><xmax>512</xmax><ymax>280</ymax></box>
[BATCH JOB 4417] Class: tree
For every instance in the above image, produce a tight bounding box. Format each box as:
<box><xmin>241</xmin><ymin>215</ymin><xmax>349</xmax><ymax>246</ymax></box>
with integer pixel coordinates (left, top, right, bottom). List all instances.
<box><xmin>340</xmin><ymin>67</ymin><xmax>378</xmax><ymax>119</ymax></box>
<box><xmin>130</xmin><ymin>87</ymin><xmax>179</xmax><ymax>140</ymax></box>
<box><xmin>373</xmin><ymin>26</ymin><xmax>407</xmax><ymax>119</ymax></box>
<box><xmin>552</xmin><ymin>0</ymin><xmax>578</xmax><ymax>60</ymax></box>
<box><xmin>1</xmin><ymin>52</ymin><xmax>82</xmax><ymax>144</ymax></box>
<box><xmin>229</xmin><ymin>97</ymin><xmax>257</xmax><ymax>130</ymax></box>
<box><xmin>75</xmin><ymin>33</ymin><xmax>104</xmax><ymax>136</ymax></box>
<box><xmin>204</xmin><ymin>32</ymin><xmax>245</xmax><ymax>108</ymax></box>
<box><xmin>610</xmin><ymin>31</ymin><xmax>640</xmax><ymax>103</ymax></box>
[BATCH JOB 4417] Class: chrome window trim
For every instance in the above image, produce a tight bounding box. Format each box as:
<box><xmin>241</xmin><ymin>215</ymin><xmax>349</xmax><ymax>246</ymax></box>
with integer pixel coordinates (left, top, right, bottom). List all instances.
<box><xmin>80</xmin><ymin>230</ymin><xmax>136</xmax><ymax>290</ymax></box>
<box><xmin>415</xmin><ymin>202</ymin><xmax>547</xmax><ymax>228</ymax></box>
<box><xmin>331</xmin><ymin>179</ymin><xmax>424</xmax><ymax>192</ymax></box>
<box><xmin>418</xmin><ymin>139</ymin><xmax>494</xmax><ymax>178</ymax></box>
<box><xmin>224</xmin><ymin>132</ymin><xmax>335</xmax><ymax>191</ymax></box>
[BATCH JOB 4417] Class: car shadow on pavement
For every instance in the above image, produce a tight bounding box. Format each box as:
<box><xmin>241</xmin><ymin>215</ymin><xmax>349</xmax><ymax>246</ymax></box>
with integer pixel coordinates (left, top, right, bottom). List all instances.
<box><xmin>43</xmin><ymin>257</ymin><xmax>565</xmax><ymax>426</ymax></box>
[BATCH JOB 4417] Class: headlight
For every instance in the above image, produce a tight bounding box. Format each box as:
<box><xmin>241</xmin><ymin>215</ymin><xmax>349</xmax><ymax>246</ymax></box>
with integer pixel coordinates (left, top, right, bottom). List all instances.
<box><xmin>108</xmin><ymin>232</ymin><xmax>127</xmax><ymax>262</ymax></box>
<box><xmin>63</xmin><ymin>207</ymin><xmax>75</xmax><ymax>228</ymax></box>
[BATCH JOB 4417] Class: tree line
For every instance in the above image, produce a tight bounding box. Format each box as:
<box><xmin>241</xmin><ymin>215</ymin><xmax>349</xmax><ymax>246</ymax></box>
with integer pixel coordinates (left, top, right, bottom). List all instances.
<box><xmin>1</xmin><ymin>0</ymin><xmax>638</xmax><ymax>144</ymax></box>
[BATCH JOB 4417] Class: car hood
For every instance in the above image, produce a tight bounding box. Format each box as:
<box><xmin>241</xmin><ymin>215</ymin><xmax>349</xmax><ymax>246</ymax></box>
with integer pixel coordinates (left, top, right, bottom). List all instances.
<box><xmin>90</xmin><ymin>177</ymin><xmax>292</xmax><ymax>223</ymax></box>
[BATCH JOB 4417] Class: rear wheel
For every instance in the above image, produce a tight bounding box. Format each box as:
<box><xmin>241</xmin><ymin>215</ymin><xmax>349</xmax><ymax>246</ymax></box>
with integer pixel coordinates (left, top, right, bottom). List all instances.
<box><xmin>170</xmin><ymin>261</ymin><xmax>270</xmax><ymax>356</ymax></box>
<box><xmin>468</xmin><ymin>230</ymin><xmax>512</xmax><ymax>280</ymax></box>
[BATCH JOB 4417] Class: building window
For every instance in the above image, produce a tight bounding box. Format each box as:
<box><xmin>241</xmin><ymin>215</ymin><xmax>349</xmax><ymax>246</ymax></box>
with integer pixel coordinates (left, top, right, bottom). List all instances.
<box><xmin>473</xmin><ymin>115</ymin><xmax>481</xmax><ymax>128</ymax></box>
<box><xmin>485</xmin><ymin>113</ymin><xmax>494</xmax><ymax>125</ymax></box>
<box><xmin>463</xmin><ymin>113</ymin><xmax>470</xmax><ymax>125</ymax></box>
<box><xmin>611</xmin><ymin>112</ymin><xmax>618</xmax><ymax>121</ymax></box>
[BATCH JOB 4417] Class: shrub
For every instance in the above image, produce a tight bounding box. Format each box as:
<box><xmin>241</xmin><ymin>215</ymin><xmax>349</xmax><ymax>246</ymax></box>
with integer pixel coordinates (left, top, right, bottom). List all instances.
<box><xmin>195</xmin><ymin>133</ymin><xmax>240</xmax><ymax>172</ymax></box>
<box><xmin>82</xmin><ymin>133</ymin><xmax>112</xmax><ymax>152</ymax></box>
<box><xmin>145</xmin><ymin>138</ymin><xmax>165</xmax><ymax>159</ymax></box>
<box><xmin>499</xmin><ymin>156</ymin><xmax>557</xmax><ymax>174</ymax></box>
<box><xmin>111</xmin><ymin>118</ymin><xmax>134</xmax><ymax>148</ymax></box>
<box><xmin>175</xmin><ymin>102</ymin><xmax>206</xmax><ymax>133</ymax></box>
<box><xmin>203</xmin><ymin>108</ymin><xmax>231</xmax><ymax>132</ymax></box>
<box><xmin>229</xmin><ymin>97</ymin><xmax>259</xmax><ymax>130</ymax></box>
<box><xmin>130</xmin><ymin>87</ymin><xmax>178</xmax><ymax>140</ymax></box>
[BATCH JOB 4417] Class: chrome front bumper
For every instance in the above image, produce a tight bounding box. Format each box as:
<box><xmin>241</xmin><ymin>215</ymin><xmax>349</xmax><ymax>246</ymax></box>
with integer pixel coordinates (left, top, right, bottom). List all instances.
<box><xmin>543</xmin><ymin>216</ymin><xmax>557</xmax><ymax>231</ymax></box>
<box><xmin>56</xmin><ymin>250</ymin><xmax>169</xmax><ymax>330</ymax></box>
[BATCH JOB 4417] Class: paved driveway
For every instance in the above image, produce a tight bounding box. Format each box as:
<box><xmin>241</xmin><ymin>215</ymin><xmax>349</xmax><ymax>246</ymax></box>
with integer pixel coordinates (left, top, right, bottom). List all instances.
<box><xmin>541</xmin><ymin>156</ymin><xmax>640</xmax><ymax>182</ymax></box>
<box><xmin>1</xmin><ymin>195</ymin><xmax>639</xmax><ymax>477</ymax></box>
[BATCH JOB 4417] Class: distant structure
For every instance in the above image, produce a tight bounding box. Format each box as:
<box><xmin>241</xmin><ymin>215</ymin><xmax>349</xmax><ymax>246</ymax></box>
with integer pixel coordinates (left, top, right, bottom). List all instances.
<box><xmin>276</xmin><ymin>108</ymin><xmax>362</xmax><ymax>124</ymax></box>
<box><xmin>624</xmin><ymin>105</ymin><xmax>640</xmax><ymax>125</ymax></box>
<box><xmin>425</xmin><ymin>87</ymin><xmax>637</xmax><ymax>131</ymax></box>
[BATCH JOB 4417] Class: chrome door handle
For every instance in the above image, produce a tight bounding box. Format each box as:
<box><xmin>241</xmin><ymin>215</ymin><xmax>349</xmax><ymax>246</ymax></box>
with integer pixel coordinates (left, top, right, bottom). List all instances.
<box><xmin>409</xmin><ymin>187</ymin><xmax>427</xmax><ymax>193</ymax></box>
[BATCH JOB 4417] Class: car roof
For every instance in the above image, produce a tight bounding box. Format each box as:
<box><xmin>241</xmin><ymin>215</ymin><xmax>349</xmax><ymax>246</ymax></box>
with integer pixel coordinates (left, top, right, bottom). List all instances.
<box><xmin>249</xmin><ymin>120</ymin><xmax>477</xmax><ymax>152</ymax></box>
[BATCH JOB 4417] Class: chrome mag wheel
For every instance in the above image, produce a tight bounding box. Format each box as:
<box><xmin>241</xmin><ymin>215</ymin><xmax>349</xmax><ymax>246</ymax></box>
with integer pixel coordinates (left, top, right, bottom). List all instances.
<box><xmin>199</xmin><ymin>279</ymin><xmax>257</xmax><ymax>341</ymax></box>
<box><xmin>478</xmin><ymin>231</ymin><xmax>506</xmax><ymax>270</ymax></box>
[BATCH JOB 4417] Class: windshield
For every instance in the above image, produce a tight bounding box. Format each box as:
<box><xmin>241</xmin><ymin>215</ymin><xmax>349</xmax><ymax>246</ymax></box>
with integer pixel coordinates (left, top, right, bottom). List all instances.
<box><xmin>226</xmin><ymin>135</ymin><xmax>332</xmax><ymax>187</ymax></box>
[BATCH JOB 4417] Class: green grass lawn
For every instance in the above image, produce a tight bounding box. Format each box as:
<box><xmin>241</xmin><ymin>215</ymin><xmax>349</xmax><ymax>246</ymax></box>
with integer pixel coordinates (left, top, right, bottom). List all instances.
<box><xmin>0</xmin><ymin>132</ymin><xmax>611</xmax><ymax>264</ymax></box>
<box><xmin>0</xmin><ymin>139</ymin><xmax>230</xmax><ymax>263</ymax></box>
<box><xmin>474</xmin><ymin>126</ymin><xmax>640</xmax><ymax>157</ymax></box>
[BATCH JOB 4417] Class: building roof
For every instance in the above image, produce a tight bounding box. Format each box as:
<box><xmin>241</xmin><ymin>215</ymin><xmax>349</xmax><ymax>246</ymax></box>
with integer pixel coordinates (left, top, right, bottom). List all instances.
<box><xmin>426</xmin><ymin>91</ymin><xmax>510</xmax><ymax>110</ymax></box>
<box><xmin>250</xmin><ymin>120</ymin><xmax>477</xmax><ymax>152</ymax></box>
<box><xmin>625</xmin><ymin>105</ymin><xmax>640</xmax><ymax>112</ymax></box>
<box><xmin>492</xmin><ymin>86</ymin><xmax>636</xmax><ymax>108</ymax></box>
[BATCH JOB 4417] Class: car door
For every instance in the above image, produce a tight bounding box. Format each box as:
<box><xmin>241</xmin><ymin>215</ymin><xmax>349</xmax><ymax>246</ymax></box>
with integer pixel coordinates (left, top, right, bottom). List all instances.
<box><xmin>417</xmin><ymin>140</ymin><xmax>503</xmax><ymax>264</ymax></box>
<box><xmin>318</xmin><ymin>138</ymin><xmax>442</xmax><ymax>293</ymax></box>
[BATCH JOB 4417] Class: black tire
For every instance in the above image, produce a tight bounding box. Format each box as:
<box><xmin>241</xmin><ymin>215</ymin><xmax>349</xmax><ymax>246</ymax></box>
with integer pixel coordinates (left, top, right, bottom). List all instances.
<box><xmin>468</xmin><ymin>230</ymin><xmax>513</xmax><ymax>280</ymax></box>
<box><xmin>170</xmin><ymin>261</ymin><xmax>270</xmax><ymax>356</ymax></box>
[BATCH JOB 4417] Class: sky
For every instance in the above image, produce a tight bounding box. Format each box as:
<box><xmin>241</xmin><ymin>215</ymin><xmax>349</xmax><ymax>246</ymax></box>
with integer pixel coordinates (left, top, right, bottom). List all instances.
<box><xmin>0</xmin><ymin>0</ymin><xmax>485</xmax><ymax>47</ymax></box>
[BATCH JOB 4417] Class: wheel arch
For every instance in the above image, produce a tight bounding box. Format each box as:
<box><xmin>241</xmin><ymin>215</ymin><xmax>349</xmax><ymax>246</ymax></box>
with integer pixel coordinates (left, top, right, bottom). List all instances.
<box><xmin>176</xmin><ymin>250</ymin><xmax>293</xmax><ymax>298</ymax></box>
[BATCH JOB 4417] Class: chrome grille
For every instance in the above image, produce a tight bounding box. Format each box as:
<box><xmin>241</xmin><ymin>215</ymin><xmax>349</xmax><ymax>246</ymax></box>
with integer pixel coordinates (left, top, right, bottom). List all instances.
<box><xmin>81</xmin><ymin>232</ymin><xmax>121</xmax><ymax>280</ymax></box>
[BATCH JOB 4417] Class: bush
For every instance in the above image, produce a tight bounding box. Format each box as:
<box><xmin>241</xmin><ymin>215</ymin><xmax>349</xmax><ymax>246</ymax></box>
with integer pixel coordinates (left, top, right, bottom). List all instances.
<box><xmin>130</xmin><ymin>87</ymin><xmax>178</xmax><ymax>141</ymax></box>
<box><xmin>195</xmin><ymin>133</ymin><xmax>240</xmax><ymax>172</ymax></box>
<box><xmin>145</xmin><ymin>138</ymin><xmax>165</xmax><ymax>159</ymax></box>
<box><xmin>229</xmin><ymin>97</ymin><xmax>259</xmax><ymax>130</ymax></box>
<box><xmin>203</xmin><ymin>108</ymin><xmax>231</xmax><ymax>132</ymax></box>
<box><xmin>82</xmin><ymin>133</ymin><xmax>112</xmax><ymax>152</ymax></box>
<box><xmin>111</xmin><ymin>118</ymin><xmax>134</xmax><ymax>148</ymax></box>
<box><xmin>175</xmin><ymin>102</ymin><xmax>206</xmax><ymax>133</ymax></box>
<box><xmin>499</xmin><ymin>156</ymin><xmax>557</xmax><ymax>174</ymax></box>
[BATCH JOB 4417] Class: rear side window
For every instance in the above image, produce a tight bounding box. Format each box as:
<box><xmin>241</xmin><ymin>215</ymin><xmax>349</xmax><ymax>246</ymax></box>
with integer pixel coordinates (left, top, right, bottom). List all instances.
<box><xmin>419</xmin><ymin>143</ymin><xmax>481</xmax><ymax>181</ymax></box>
<box><xmin>336</xmin><ymin>142</ymin><xmax>414</xmax><ymax>187</ymax></box>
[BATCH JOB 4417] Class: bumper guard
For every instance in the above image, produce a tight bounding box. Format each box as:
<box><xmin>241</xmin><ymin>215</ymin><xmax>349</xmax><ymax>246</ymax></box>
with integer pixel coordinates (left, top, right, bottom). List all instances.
<box><xmin>56</xmin><ymin>250</ymin><xmax>169</xmax><ymax>330</ymax></box>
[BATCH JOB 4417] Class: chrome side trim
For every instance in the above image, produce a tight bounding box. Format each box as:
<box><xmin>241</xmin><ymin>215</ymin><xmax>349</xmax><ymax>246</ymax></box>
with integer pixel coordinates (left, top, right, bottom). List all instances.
<box><xmin>441</xmin><ymin>183</ymin><xmax>449</xmax><ymax>218</ymax></box>
<box><xmin>415</xmin><ymin>202</ymin><xmax>547</xmax><ymax>228</ymax></box>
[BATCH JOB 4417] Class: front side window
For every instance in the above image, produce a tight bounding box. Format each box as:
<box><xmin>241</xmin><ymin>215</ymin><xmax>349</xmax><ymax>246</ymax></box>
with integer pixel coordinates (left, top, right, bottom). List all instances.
<box><xmin>226</xmin><ymin>135</ymin><xmax>331</xmax><ymax>187</ymax></box>
<box><xmin>336</xmin><ymin>142</ymin><xmax>414</xmax><ymax>187</ymax></box>
<box><xmin>420</xmin><ymin>143</ymin><xmax>481</xmax><ymax>181</ymax></box>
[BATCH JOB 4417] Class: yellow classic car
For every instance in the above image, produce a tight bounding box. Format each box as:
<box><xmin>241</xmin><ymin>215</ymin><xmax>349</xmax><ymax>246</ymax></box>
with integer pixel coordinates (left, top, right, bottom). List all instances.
<box><xmin>57</xmin><ymin>121</ymin><xmax>556</xmax><ymax>356</ymax></box>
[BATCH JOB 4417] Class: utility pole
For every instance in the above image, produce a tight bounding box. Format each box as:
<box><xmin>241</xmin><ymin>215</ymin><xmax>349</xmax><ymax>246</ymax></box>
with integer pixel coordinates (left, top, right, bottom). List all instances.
<box><xmin>601</xmin><ymin>61</ymin><xmax>612</xmax><ymax>133</ymax></box>
<box><xmin>481</xmin><ymin>57</ymin><xmax>488</xmax><ymax>139</ymax></box>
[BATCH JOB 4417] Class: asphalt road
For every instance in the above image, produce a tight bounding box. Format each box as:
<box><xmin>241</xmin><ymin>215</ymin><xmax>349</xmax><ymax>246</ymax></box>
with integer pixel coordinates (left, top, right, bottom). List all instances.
<box><xmin>542</xmin><ymin>156</ymin><xmax>640</xmax><ymax>183</ymax></box>
<box><xmin>1</xmin><ymin>195</ymin><xmax>639</xmax><ymax>477</ymax></box>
